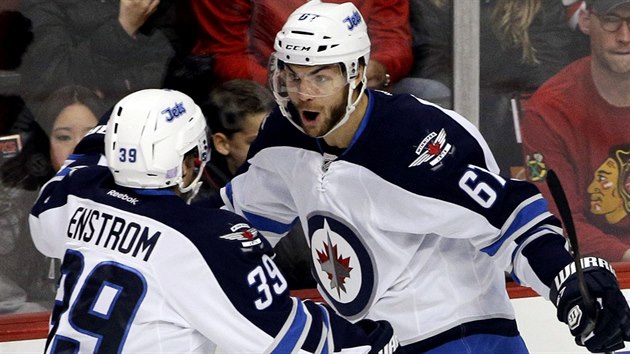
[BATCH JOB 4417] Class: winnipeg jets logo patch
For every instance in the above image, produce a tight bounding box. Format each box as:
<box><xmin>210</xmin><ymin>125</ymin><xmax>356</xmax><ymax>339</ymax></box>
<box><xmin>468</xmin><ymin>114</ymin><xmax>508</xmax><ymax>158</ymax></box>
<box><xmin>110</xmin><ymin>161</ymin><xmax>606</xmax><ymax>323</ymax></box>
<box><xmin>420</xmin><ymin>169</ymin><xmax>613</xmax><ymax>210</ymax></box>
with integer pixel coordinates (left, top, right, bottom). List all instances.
<box><xmin>409</xmin><ymin>128</ymin><xmax>452</xmax><ymax>167</ymax></box>
<box><xmin>220</xmin><ymin>227</ymin><xmax>262</xmax><ymax>247</ymax></box>
<box><xmin>308</xmin><ymin>214</ymin><xmax>375</xmax><ymax>319</ymax></box>
<box><xmin>312</xmin><ymin>219</ymin><xmax>361</xmax><ymax>302</ymax></box>
<box><xmin>315</xmin><ymin>223</ymin><xmax>354</xmax><ymax>297</ymax></box>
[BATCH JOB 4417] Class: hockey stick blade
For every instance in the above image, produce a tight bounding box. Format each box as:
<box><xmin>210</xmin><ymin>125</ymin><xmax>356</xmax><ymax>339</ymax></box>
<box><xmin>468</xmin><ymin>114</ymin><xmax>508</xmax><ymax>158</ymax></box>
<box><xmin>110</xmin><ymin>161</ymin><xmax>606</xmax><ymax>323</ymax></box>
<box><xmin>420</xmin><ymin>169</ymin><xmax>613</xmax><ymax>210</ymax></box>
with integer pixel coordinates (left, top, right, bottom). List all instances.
<box><xmin>546</xmin><ymin>170</ymin><xmax>599</xmax><ymax>336</ymax></box>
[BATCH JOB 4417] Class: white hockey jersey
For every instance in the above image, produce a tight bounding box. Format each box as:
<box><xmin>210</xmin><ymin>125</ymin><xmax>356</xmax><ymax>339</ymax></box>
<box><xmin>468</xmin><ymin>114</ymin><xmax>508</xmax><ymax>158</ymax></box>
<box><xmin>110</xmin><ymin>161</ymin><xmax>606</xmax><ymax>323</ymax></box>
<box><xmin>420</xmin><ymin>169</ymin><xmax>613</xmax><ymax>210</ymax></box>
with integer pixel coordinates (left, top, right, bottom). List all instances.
<box><xmin>221</xmin><ymin>90</ymin><xmax>575</xmax><ymax>348</ymax></box>
<box><xmin>29</xmin><ymin>135</ymin><xmax>391</xmax><ymax>354</ymax></box>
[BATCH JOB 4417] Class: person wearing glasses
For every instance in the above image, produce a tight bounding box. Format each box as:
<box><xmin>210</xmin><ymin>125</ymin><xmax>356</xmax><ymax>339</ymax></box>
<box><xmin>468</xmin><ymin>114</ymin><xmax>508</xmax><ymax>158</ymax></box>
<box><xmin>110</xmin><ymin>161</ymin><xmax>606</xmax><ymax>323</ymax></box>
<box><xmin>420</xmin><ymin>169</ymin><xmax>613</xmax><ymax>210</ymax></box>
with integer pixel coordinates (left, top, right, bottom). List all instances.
<box><xmin>521</xmin><ymin>0</ymin><xmax>630</xmax><ymax>262</ymax></box>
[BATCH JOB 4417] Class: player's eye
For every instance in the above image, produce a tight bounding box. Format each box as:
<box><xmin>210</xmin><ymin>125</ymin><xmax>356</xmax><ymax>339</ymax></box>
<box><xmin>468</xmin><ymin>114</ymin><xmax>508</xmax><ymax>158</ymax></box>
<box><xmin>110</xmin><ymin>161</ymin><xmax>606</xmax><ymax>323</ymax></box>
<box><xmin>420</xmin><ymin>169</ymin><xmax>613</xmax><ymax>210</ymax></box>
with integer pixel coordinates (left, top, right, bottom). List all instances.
<box><xmin>287</xmin><ymin>72</ymin><xmax>301</xmax><ymax>83</ymax></box>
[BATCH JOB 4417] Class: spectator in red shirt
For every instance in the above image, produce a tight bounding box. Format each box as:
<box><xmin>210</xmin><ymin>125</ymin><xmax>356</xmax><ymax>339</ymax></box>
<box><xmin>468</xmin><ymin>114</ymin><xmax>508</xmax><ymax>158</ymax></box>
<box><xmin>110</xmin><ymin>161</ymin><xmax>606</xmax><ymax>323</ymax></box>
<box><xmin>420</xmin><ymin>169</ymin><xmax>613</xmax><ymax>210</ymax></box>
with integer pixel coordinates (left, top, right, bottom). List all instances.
<box><xmin>191</xmin><ymin>0</ymin><xmax>412</xmax><ymax>91</ymax></box>
<box><xmin>521</xmin><ymin>0</ymin><xmax>630</xmax><ymax>261</ymax></box>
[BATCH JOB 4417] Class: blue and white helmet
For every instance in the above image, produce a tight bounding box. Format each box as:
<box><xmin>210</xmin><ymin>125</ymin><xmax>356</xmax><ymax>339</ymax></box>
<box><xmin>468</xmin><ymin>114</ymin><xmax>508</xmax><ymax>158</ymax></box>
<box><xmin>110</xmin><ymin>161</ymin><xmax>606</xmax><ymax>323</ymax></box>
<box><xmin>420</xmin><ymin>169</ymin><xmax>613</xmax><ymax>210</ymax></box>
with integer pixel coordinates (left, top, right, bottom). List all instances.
<box><xmin>269</xmin><ymin>0</ymin><xmax>371</xmax><ymax>136</ymax></box>
<box><xmin>105</xmin><ymin>89</ymin><xmax>209</xmax><ymax>198</ymax></box>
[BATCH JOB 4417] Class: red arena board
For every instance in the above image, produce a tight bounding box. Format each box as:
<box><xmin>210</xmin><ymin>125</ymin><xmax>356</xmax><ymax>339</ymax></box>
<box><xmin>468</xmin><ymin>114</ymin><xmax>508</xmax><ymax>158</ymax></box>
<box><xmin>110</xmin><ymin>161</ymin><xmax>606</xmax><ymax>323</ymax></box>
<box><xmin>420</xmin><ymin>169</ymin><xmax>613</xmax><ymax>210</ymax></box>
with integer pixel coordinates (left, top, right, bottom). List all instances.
<box><xmin>2</xmin><ymin>262</ymin><xmax>630</xmax><ymax>343</ymax></box>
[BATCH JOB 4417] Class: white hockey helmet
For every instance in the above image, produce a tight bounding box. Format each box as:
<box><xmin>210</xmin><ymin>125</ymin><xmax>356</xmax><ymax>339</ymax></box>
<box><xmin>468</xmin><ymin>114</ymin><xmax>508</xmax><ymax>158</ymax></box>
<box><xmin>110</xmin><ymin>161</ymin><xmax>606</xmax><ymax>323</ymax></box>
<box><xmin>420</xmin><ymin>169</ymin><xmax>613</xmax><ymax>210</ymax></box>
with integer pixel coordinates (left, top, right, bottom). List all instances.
<box><xmin>269</xmin><ymin>0</ymin><xmax>371</xmax><ymax>136</ymax></box>
<box><xmin>105</xmin><ymin>89</ymin><xmax>209</xmax><ymax>197</ymax></box>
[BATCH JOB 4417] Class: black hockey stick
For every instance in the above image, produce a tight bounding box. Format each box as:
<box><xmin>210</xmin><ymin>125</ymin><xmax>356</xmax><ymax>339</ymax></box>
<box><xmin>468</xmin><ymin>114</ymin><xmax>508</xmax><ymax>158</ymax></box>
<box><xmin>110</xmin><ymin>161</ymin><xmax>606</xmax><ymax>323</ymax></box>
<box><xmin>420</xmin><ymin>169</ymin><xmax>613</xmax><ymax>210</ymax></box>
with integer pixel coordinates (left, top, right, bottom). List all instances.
<box><xmin>546</xmin><ymin>170</ymin><xmax>604</xmax><ymax>348</ymax></box>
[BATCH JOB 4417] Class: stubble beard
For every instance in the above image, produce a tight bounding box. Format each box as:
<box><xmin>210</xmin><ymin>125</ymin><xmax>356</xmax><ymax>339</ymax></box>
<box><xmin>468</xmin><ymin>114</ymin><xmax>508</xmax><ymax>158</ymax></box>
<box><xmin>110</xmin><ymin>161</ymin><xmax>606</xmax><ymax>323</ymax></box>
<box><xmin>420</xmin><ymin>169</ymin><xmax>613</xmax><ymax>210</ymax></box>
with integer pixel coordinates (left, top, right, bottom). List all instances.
<box><xmin>307</xmin><ymin>88</ymin><xmax>349</xmax><ymax>138</ymax></box>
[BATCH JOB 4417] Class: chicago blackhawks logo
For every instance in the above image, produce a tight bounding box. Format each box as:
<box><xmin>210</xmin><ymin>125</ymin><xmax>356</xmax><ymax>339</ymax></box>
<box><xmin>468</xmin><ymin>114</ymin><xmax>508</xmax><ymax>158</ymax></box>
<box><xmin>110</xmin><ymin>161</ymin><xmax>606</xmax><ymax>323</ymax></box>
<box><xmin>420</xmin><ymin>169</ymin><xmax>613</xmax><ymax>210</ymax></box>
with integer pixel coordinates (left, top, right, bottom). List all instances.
<box><xmin>526</xmin><ymin>152</ymin><xmax>547</xmax><ymax>182</ymax></box>
<box><xmin>308</xmin><ymin>214</ymin><xmax>375</xmax><ymax>319</ymax></box>
<box><xmin>587</xmin><ymin>145</ymin><xmax>630</xmax><ymax>225</ymax></box>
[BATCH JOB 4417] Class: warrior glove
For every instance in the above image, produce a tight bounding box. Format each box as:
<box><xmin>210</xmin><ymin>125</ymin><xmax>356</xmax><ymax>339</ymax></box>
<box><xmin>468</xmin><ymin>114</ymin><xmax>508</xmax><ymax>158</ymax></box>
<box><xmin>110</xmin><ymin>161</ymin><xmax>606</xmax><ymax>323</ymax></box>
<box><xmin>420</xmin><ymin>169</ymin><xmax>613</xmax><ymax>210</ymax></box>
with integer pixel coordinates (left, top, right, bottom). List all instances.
<box><xmin>550</xmin><ymin>257</ymin><xmax>630</xmax><ymax>353</ymax></box>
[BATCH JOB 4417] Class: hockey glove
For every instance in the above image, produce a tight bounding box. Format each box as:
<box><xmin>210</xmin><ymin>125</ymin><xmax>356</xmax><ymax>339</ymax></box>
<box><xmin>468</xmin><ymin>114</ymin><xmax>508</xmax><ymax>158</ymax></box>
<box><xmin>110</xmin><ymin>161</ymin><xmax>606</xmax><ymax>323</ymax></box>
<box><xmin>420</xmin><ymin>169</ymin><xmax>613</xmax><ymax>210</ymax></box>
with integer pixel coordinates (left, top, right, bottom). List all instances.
<box><xmin>356</xmin><ymin>319</ymin><xmax>405</xmax><ymax>354</ymax></box>
<box><xmin>550</xmin><ymin>257</ymin><xmax>630</xmax><ymax>353</ymax></box>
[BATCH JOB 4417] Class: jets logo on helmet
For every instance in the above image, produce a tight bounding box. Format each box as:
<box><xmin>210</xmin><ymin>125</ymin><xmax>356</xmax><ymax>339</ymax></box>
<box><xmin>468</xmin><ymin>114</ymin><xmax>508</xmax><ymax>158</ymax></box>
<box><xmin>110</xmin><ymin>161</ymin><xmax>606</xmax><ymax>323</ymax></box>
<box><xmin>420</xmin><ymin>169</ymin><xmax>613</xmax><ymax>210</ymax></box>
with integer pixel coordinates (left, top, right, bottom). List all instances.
<box><xmin>162</xmin><ymin>102</ymin><xmax>187</xmax><ymax>122</ymax></box>
<box><xmin>343</xmin><ymin>10</ymin><xmax>362</xmax><ymax>30</ymax></box>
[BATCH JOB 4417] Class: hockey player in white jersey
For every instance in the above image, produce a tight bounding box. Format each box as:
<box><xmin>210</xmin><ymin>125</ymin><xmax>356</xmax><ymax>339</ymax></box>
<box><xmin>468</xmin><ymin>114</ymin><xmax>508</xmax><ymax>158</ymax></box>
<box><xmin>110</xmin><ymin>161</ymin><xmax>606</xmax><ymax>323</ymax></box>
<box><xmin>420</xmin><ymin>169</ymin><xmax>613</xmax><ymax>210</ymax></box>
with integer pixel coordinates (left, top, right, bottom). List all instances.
<box><xmin>217</xmin><ymin>1</ymin><xmax>630</xmax><ymax>353</ymax></box>
<box><xmin>28</xmin><ymin>88</ymin><xmax>404</xmax><ymax>354</ymax></box>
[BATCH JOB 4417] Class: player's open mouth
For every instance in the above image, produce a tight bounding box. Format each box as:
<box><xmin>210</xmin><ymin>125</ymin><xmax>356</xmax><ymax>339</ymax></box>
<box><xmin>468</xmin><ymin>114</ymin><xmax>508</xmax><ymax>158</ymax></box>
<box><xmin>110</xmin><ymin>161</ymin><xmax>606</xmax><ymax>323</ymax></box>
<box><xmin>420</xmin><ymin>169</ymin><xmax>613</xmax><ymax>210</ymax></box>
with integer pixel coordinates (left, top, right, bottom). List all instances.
<box><xmin>301</xmin><ymin>110</ymin><xmax>320</xmax><ymax>122</ymax></box>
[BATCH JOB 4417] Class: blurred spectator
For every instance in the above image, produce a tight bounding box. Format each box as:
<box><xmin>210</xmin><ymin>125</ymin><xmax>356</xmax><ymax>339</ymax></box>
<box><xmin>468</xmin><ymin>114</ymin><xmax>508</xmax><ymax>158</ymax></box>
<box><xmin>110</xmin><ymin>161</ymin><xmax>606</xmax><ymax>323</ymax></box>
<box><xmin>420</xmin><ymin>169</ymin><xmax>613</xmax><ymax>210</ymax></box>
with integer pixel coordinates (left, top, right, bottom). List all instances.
<box><xmin>520</xmin><ymin>0</ymin><xmax>630</xmax><ymax>262</ymax></box>
<box><xmin>0</xmin><ymin>119</ymin><xmax>51</xmax><ymax>314</ymax></box>
<box><xmin>0</xmin><ymin>85</ymin><xmax>104</xmax><ymax>313</ymax></box>
<box><xmin>36</xmin><ymin>86</ymin><xmax>103</xmax><ymax>172</ymax></box>
<box><xmin>194</xmin><ymin>79</ymin><xmax>315</xmax><ymax>289</ymax></box>
<box><xmin>0</xmin><ymin>8</ymin><xmax>44</xmax><ymax>314</ymax></box>
<box><xmin>191</xmin><ymin>0</ymin><xmax>413</xmax><ymax>92</ymax></box>
<box><xmin>410</xmin><ymin>0</ymin><xmax>588</xmax><ymax>173</ymax></box>
<box><xmin>18</xmin><ymin>0</ymin><xmax>200</xmax><ymax>115</ymax></box>
<box><xmin>196</xmin><ymin>79</ymin><xmax>275</xmax><ymax>198</ymax></box>
<box><xmin>0</xmin><ymin>9</ymin><xmax>34</xmax><ymax>140</ymax></box>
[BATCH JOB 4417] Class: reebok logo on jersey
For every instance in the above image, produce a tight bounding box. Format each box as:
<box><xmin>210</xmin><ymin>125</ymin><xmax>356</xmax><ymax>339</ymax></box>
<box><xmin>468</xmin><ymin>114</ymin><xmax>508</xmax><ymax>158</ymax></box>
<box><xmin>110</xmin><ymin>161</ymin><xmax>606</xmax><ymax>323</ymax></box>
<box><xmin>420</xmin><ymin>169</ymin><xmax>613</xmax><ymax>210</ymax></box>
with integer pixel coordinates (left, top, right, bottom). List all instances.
<box><xmin>409</xmin><ymin>128</ymin><xmax>452</xmax><ymax>168</ymax></box>
<box><xmin>107</xmin><ymin>190</ymin><xmax>139</xmax><ymax>205</ymax></box>
<box><xmin>220</xmin><ymin>227</ymin><xmax>262</xmax><ymax>247</ymax></box>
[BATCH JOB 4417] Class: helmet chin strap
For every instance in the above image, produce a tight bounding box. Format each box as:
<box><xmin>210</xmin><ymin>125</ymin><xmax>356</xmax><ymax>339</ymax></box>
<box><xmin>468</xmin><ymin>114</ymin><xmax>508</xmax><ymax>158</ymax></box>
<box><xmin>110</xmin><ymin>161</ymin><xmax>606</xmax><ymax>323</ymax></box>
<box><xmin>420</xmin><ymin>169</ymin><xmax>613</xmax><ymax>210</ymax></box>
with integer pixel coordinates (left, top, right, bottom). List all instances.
<box><xmin>320</xmin><ymin>72</ymin><xmax>367</xmax><ymax>138</ymax></box>
<box><xmin>179</xmin><ymin>160</ymin><xmax>207</xmax><ymax>204</ymax></box>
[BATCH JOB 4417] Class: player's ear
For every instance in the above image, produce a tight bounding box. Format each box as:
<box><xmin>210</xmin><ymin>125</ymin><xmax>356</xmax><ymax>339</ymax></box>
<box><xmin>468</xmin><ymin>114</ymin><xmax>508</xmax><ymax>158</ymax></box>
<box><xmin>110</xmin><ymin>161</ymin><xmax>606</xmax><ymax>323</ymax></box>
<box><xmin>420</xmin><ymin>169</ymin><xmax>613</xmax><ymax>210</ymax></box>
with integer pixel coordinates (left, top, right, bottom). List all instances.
<box><xmin>212</xmin><ymin>133</ymin><xmax>231</xmax><ymax>156</ymax></box>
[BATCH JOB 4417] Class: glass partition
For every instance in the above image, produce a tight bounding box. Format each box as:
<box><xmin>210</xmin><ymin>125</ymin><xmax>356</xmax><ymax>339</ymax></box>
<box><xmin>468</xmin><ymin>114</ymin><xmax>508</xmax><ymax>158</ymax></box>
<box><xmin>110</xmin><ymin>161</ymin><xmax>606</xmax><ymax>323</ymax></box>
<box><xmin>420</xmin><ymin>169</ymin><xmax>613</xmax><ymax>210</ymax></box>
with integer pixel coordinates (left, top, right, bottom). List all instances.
<box><xmin>0</xmin><ymin>0</ymin><xmax>627</xmax><ymax>340</ymax></box>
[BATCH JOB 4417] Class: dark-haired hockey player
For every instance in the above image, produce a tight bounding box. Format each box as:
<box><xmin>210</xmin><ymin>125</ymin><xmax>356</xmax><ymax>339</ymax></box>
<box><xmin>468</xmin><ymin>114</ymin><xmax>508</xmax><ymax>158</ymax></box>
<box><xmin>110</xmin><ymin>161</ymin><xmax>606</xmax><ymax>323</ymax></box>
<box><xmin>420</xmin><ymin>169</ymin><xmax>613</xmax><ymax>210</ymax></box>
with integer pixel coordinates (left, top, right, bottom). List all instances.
<box><xmin>29</xmin><ymin>88</ymin><xmax>402</xmax><ymax>354</ymax></box>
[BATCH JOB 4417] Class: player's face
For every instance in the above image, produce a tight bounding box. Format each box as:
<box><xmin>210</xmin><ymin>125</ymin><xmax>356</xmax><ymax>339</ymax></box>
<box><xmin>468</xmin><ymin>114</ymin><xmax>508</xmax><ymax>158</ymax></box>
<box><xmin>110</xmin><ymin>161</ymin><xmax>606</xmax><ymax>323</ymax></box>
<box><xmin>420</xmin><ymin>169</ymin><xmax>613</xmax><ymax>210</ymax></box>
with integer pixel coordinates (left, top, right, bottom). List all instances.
<box><xmin>582</xmin><ymin>6</ymin><xmax>630</xmax><ymax>75</ymax></box>
<box><xmin>587</xmin><ymin>157</ymin><xmax>626</xmax><ymax>223</ymax></box>
<box><xmin>181</xmin><ymin>154</ymin><xmax>196</xmax><ymax>190</ymax></box>
<box><xmin>49</xmin><ymin>103</ymin><xmax>98</xmax><ymax>171</ymax></box>
<box><xmin>285</xmin><ymin>64</ymin><xmax>349</xmax><ymax>137</ymax></box>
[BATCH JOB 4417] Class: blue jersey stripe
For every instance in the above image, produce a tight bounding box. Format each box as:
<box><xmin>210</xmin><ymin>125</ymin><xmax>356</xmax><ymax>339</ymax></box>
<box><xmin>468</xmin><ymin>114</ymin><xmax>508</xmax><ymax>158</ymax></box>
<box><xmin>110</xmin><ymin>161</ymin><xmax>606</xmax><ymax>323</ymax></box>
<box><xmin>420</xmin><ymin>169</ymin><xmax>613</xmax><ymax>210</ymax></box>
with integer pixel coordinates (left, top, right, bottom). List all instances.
<box><xmin>243</xmin><ymin>210</ymin><xmax>294</xmax><ymax>234</ymax></box>
<box><xmin>319</xmin><ymin>304</ymin><xmax>331</xmax><ymax>354</ymax></box>
<box><xmin>225</xmin><ymin>182</ymin><xmax>234</xmax><ymax>206</ymax></box>
<box><xmin>481</xmin><ymin>197</ymin><xmax>548</xmax><ymax>256</ymax></box>
<box><xmin>270</xmin><ymin>300</ymin><xmax>309</xmax><ymax>354</ymax></box>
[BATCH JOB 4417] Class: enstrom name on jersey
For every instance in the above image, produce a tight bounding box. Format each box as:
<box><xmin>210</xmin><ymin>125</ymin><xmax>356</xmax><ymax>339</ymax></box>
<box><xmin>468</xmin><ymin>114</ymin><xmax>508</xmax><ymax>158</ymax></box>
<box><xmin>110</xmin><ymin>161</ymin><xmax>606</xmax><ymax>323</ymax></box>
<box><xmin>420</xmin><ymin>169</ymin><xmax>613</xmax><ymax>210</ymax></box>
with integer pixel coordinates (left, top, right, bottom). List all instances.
<box><xmin>67</xmin><ymin>206</ymin><xmax>161</xmax><ymax>261</ymax></box>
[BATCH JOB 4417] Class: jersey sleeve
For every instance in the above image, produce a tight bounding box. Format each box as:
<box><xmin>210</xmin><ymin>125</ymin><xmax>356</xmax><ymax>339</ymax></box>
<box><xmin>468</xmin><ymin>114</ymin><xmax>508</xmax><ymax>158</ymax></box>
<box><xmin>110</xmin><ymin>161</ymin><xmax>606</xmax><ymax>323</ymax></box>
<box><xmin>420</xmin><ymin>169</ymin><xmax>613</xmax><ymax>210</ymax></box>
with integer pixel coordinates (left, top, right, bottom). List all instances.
<box><xmin>435</xmin><ymin>114</ymin><xmax>575</xmax><ymax>300</ymax></box>
<box><xmin>386</xmin><ymin>103</ymin><xmax>575</xmax><ymax>300</ymax></box>
<box><xmin>157</xmin><ymin>211</ymin><xmax>382</xmax><ymax>353</ymax></box>
<box><xmin>221</xmin><ymin>162</ymin><xmax>300</xmax><ymax>246</ymax></box>
<box><xmin>449</xmin><ymin>164</ymin><xmax>574</xmax><ymax>299</ymax></box>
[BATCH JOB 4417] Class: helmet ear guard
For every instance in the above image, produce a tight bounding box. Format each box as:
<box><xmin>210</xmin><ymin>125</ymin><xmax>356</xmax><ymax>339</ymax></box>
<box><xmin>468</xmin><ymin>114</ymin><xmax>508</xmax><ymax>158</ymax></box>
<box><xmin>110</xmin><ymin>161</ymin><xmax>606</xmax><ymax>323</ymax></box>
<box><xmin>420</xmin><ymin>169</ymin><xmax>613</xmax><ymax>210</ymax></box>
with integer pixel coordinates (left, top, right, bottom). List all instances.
<box><xmin>104</xmin><ymin>89</ymin><xmax>210</xmax><ymax>200</ymax></box>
